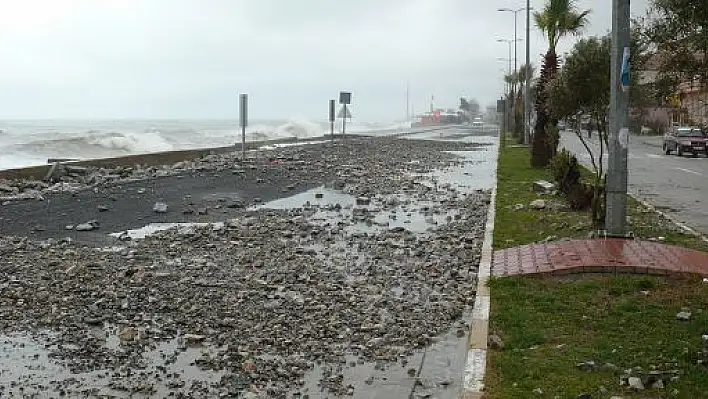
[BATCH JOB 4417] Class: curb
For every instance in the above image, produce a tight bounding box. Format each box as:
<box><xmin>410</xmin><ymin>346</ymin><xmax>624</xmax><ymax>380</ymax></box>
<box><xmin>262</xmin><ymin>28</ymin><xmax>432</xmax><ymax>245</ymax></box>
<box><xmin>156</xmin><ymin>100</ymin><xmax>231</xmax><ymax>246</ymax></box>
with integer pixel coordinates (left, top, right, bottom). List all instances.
<box><xmin>630</xmin><ymin>194</ymin><xmax>708</xmax><ymax>244</ymax></box>
<box><xmin>561</xmin><ymin>136</ymin><xmax>708</xmax><ymax>244</ymax></box>
<box><xmin>460</xmin><ymin>186</ymin><xmax>497</xmax><ymax>398</ymax></box>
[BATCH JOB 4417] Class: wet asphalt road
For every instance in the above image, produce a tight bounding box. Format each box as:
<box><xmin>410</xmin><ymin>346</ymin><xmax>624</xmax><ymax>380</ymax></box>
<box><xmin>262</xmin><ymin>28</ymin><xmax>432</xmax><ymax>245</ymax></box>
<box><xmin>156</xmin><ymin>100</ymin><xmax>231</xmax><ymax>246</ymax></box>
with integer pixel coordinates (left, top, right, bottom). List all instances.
<box><xmin>560</xmin><ymin>132</ymin><xmax>708</xmax><ymax>235</ymax></box>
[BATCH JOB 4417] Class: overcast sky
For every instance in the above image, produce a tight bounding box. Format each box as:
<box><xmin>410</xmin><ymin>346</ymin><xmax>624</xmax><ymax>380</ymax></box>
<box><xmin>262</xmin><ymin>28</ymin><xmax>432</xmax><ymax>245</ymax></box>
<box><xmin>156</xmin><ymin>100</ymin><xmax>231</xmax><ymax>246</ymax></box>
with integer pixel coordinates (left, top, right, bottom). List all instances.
<box><xmin>0</xmin><ymin>0</ymin><xmax>650</xmax><ymax>122</ymax></box>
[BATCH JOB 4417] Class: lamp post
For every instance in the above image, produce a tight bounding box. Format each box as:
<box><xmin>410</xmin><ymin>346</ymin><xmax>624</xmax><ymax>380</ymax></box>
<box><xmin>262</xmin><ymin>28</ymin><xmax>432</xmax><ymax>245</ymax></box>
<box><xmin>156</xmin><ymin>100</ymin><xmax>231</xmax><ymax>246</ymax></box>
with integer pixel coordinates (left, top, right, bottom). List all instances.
<box><xmin>497</xmin><ymin>38</ymin><xmax>522</xmax><ymax>137</ymax></box>
<box><xmin>498</xmin><ymin>6</ymin><xmax>531</xmax><ymax>143</ymax></box>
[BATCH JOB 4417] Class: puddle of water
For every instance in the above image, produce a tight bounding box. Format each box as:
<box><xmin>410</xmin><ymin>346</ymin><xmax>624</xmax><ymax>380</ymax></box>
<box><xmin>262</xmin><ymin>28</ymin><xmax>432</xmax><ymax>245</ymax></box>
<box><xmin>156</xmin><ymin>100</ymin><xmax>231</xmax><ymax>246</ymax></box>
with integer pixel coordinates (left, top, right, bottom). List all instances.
<box><xmin>255</xmin><ymin>187</ymin><xmax>461</xmax><ymax>237</ymax></box>
<box><xmin>0</xmin><ymin>330</ymin><xmax>224</xmax><ymax>398</ymax></box>
<box><xmin>109</xmin><ymin>222</ymin><xmax>225</xmax><ymax>240</ymax></box>
<box><xmin>295</xmin><ymin>315</ymin><xmax>471</xmax><ymax>399</ymax></box>
<box><xmin>422</xmin><ymin>150</ymin><xmax>497</xmax><ymax>193</ymax></box>
<box><xmin>252</xmin><ymin>187</ymin><xmax>356</xmax><ymax>210</ymax></box>
<box><xmin>259</xmin><ymin>140</ymin><xmax>330</xmax><ymax>151</ymax></box>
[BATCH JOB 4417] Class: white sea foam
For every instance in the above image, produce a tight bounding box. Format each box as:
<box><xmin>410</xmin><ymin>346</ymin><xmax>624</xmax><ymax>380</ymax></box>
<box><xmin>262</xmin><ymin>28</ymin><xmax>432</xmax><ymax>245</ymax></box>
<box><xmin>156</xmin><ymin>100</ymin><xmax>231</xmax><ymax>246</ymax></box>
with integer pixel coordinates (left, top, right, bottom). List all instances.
<box><xmin>0</xmin><ymin>118</ymin><xmax>412</xmax><ymax>171</ymax></box>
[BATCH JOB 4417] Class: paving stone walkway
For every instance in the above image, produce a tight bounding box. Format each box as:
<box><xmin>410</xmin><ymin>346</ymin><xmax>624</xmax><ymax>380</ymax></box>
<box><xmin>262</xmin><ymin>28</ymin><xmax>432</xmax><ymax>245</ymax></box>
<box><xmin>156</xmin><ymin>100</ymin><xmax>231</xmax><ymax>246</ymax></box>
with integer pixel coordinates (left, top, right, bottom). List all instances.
<box><xmin>492</xmin><ymin>239</ymin><xmax>708</xmax><ymax>277</ymax></box>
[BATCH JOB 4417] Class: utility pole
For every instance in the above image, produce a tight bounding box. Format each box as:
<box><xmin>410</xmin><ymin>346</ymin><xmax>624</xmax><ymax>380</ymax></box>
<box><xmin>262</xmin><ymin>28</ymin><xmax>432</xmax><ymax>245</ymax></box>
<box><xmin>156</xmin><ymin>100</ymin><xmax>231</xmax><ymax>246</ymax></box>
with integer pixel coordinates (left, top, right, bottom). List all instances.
<box><xmin>513</xmin><ymin>11</ymin><xmax>518</xmax><ymax>141</ymax></box>
<box><xmin>524</xmin><ymin>0</ymin><xmax>531</xmax><ymax>145</ymax></box>
<box><xmin>606</xmin><ymin>0</ymin><xmax>631</xmax><ymax>236</ymax></box>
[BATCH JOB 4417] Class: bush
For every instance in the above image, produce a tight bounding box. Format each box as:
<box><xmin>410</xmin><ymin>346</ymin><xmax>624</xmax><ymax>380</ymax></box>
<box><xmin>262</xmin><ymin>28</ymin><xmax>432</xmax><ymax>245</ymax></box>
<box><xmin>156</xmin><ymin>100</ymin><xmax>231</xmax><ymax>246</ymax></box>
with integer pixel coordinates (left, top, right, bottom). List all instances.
<box><xmin>567</xmin><ymin>182</ymin><xmax>593</xmax><ymax>210</ymax></box>
<box><xmin>550</xmin><ymin>149</ymin><xmax>573</xmax><ymax>184</ymax></box>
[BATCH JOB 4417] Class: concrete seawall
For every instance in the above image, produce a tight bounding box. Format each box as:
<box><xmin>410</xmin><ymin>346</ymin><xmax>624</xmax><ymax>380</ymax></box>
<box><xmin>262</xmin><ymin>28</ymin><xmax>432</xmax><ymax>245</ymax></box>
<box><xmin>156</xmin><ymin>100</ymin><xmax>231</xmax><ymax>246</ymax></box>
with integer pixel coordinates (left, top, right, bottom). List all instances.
<box><xmin>0</xmin><ymin>125</ymin><xmax>464</xmax><ymax>181</ymax></box>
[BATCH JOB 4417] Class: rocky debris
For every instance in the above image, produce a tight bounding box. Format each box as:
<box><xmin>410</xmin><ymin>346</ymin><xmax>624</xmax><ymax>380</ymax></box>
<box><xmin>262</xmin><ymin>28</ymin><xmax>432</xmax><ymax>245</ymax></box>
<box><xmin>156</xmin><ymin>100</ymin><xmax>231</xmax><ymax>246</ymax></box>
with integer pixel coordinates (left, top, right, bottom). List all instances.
<box><xmin>488</xmin><ymin>334</ymin><xmax>504</xmax><ymax>350</ymax></box>
<box><xmin>44</xmin><ymin>162</ymin><xmax>66</xmax><ymax>182</ymax></box>
<box><xmin>619</xmin><ymin>368</ymin><xmax>677</xmax><ymax>391</ymax></box>
<box><xmin>74</xmin><ymin>220</ymin><xmax>99</xmax><ymax>231</ymax></box>
<box><xmin>529</xmin><ymin>199</ymin><xmax>546</xmax><ymax>210</ymax></box>
<box><xmin>0</xmin><ymin>137</ymin><xmax>493</xmax><ymax>397</ymax></box>
<box><xmin>627</xmin><ymin>376</ymin><xmax>644</xmax><ymax>390</ymax></box>
<box><xmin>576</xmin><ymin>360</ymin><xmax>597</xmax><ymax>371</ymax></box>
<box><xmin>153</xmin><ymin>202</ymin><xmax>169</xmax><ymax>213</ymax></box>
<box><xmin>533</xmin><ymin>180</ymin><xmax>555</xmax><ymax>194</ymax></box>
<box><xmin>676</xmin><ymin>311</ymin><xmax>692</xmax><ymax>321</ymax></box>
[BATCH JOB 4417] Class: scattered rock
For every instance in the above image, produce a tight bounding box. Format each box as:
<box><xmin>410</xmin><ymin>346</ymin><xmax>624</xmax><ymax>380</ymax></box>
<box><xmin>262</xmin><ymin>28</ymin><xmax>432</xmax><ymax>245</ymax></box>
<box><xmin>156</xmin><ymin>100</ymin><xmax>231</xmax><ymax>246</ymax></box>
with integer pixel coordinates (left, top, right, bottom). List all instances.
<box><xmin>533</xmin><ymin>180</ymin><xmax>556</xmax><ymax>194</ymax></box>
<box><xmin>529</xmin><ymin>199</ymin><xmax>546</xmax><ymax>210</ymax></box>
<box><xmin>118</xmin><ymin>327</ymin><xmax>139</xmax><ymax>343</ymax></box>
<box><xmin>676</xmin><ymin>311</ymin><xmax>692</xmax><ymax>321</ymax></box>
<box><xmin>628</xmin><ymin>376</ymin><xmax>644</xmax><ymax>390</ymax></box>
<box><xmin>356</xmin><ymin>197</ymin><xmax>371</xmax><ymax>205</ymax></box>
<box><xmin>153</xmin><ymin>202</ymin><xmax>169</xmax><ymax>213</ymax></box>
<box><xmin>488</xmin><ymin>334</ymin><xmax>504</xmax><ymax>350</ymax></box>
<box><xmin>75</xmin><ymin>220</ymin><xmax>99</xmax><ymax>231</ymax></box>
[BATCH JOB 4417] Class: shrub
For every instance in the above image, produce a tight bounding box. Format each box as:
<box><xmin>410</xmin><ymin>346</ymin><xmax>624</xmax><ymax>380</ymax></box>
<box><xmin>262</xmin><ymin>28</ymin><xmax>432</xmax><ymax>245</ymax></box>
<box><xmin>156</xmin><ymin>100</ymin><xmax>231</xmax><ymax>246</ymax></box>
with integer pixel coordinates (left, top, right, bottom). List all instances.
<box><xmin>550</xmin><ymin>149</ymin><xmax>573</xmax><ymax>184</ymax></box>
<box><xmin>567</xmin><ymin>182</ymin><xmax>593</xmax><ymax>210</ymax></box>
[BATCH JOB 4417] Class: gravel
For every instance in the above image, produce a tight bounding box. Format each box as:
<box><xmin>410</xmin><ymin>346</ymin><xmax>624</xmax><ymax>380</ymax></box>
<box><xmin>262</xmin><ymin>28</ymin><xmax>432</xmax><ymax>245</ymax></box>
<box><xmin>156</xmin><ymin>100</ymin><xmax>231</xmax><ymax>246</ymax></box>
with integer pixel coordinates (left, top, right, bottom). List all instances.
<box><xmin>0</xmin><ymin>135</ymin><xmax>493</xmax><ymax>397</ymax></box>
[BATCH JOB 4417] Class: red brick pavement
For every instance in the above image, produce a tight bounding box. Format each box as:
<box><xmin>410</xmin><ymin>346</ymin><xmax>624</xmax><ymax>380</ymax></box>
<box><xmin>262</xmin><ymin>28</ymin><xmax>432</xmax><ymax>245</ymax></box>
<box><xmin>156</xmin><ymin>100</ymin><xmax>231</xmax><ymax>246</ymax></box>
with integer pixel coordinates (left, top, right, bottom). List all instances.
<box><xmin>492</xmin><ymin>239</ymin><xmax>708</xmax><ymax>277</ymax></box>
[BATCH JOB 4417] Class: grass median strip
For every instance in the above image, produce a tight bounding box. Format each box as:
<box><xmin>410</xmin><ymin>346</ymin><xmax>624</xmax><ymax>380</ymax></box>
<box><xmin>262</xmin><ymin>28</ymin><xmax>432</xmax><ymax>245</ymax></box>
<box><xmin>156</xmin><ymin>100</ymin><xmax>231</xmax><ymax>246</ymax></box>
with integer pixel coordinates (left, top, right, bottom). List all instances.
<box><xmin>486</xmin><ymin>142</ymin><xmax>708</xmax><ymax>398</ymax></box>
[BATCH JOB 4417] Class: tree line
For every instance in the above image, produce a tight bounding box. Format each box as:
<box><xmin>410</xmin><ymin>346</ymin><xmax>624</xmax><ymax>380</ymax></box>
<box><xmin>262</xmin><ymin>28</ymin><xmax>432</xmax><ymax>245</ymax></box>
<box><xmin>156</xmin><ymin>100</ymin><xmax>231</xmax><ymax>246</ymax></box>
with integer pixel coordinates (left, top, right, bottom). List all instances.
<box><xmin>512</xmin><ymin>0</ymin><xmax>707</xmax><ymax>226</ymax></box>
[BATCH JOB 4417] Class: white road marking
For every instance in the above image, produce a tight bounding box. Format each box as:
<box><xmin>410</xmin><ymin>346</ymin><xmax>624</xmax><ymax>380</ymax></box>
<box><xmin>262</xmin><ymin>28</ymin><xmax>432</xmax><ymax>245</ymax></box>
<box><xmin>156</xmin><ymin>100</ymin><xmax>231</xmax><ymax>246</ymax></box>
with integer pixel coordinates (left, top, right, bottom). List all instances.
<box><xmin>676</xmin><ymin>167</ymin><xmax>704</xmax><ymax>176</ymax></box>
<box><xmin>646</xmin><ymin>154</ymin><xmax>663</xmax><ymax>159</ymax></box>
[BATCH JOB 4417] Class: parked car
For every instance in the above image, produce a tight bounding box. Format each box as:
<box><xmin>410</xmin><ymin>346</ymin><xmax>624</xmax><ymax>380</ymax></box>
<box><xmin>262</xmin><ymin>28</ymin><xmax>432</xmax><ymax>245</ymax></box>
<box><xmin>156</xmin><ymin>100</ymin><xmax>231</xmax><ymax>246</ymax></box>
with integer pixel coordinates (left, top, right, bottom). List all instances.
<box><xmin>663</xmin><ymin>126</ymin><xmax>708</xmax><ymax>157</ymax></box>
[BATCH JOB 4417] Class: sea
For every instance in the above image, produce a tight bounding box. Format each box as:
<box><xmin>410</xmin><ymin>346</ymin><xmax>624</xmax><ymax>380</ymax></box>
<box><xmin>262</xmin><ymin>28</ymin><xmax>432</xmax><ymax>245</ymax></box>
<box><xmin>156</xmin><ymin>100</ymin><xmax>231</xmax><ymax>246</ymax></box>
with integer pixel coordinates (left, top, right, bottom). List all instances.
<box><xmin>0</xmin><ymin>118</ymin><xmax>411</xmax><ymax>171</ymax></box>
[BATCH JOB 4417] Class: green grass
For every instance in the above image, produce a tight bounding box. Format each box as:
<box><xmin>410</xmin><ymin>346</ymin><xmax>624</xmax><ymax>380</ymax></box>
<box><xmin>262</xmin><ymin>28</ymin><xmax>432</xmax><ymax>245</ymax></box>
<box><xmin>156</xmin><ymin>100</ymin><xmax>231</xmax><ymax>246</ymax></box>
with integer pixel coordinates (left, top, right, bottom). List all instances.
<box><xmin>493</xmin><ymin>143</ymin><xmax>592</xmax><ymax>250</ymax></box>
<box><xmin>487</xmin><ymin>276</ymin><xmax>708</xmax><ymax>398</ymax></box>
<box><xmin>493</xmin><ymin>138</ymin><xmax>708</xmax><ymax>252</ymax></box>
<box><xmin>487</xmin><ymin>139</ymin><xmax>708</xmax><ymax>398</ymax></box>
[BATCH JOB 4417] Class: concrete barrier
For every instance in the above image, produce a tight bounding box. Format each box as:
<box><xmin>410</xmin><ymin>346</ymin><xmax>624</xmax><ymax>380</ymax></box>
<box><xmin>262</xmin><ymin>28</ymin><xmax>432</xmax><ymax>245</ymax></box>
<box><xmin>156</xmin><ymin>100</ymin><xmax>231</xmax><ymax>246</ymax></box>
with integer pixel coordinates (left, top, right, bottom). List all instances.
<box><xmin>0</xmin><ymin>126</ymin><xmax>472</xmax><ymax>181</ymax></box>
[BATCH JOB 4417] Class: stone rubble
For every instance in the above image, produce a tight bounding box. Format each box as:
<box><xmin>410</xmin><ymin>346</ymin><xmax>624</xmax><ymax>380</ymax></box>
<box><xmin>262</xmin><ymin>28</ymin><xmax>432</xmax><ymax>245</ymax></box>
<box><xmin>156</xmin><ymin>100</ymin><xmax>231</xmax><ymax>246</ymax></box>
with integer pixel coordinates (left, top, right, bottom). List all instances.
<box><xmin>0</xmin><ymin>136</ymin><xmax>493</xmax><ymax>397</ymax></box>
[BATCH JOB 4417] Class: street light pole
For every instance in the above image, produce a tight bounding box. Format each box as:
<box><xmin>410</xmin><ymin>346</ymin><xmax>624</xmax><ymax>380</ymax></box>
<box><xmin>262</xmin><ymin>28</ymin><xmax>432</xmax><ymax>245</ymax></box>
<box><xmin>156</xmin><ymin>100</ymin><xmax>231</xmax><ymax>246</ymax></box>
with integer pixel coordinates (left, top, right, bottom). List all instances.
<box><xmin>525</xmin><ymin>0</ymin><xmax>531</xmax><ymax>145</ymax></box>
<box><xmin>606</xmin><ymin>0</ymin><xmax>631</xmax><ymax>236</ymax></box>
<box><xmin>499</xmin><ymin>7</ymin><xmax>530</xmax><ymax>142</ymax></box>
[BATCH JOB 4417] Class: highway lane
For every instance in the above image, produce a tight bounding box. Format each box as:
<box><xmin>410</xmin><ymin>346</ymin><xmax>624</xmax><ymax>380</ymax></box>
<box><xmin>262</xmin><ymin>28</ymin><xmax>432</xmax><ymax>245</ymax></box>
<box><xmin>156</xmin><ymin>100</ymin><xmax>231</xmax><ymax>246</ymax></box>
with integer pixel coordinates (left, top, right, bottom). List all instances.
<box><xmin>560</xmin><ymin>132</ymin><xmax>708</xmax><ymax>235</ymax></box>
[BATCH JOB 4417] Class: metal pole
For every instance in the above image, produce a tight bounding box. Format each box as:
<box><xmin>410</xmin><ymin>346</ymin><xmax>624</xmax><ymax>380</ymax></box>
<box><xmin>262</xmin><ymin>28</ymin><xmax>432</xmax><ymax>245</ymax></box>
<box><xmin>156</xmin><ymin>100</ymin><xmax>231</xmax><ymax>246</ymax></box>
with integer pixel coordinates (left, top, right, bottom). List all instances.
<box><xmin>508</xmin><ymin>43</ymin><xmax>512</xmax><ymax>134</ymax></box>
<box><xmin>342</xmin><ymin>105</ymin><xmax>347</xmax><ymax>135</ymax></box>
<box><xmin>606</xmin><ymin>0</ymin><xmax>631</xmax><ymax>236</ymax></box>
<box><xmin>513</xmin><ymin>12</ymin><xmax>518</xmax><ymax>140</ymax></box>
<box><xmin>239</xmin><ymin>93</ymin><xmax>247</xmax><ymax>161</ymax></box>
<box><xmin>524</xmin><ymin>1</ymin><xmax>531</xmax><ymax>145</ymax></box>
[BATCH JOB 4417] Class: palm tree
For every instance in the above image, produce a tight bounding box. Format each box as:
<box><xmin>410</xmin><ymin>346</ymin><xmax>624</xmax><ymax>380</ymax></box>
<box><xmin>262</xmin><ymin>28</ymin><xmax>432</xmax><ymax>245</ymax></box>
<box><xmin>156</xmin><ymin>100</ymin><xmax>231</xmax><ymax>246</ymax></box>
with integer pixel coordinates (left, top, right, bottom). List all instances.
<box><xmin>505</xmin><ymin>64</ymin><xmax>537</xmax><ymax>144</ymax></box>
<box><xmin>531</xmin><ymin>0</ymin><xmax>590</xmax><ymax>168</ymax></box>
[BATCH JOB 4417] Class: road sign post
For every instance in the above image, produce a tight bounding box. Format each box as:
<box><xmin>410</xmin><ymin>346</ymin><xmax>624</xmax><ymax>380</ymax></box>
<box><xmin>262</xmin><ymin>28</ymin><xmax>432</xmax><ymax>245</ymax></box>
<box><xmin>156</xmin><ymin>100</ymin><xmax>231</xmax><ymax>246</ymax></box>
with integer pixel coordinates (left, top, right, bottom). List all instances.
<box><xmin>329</xmin><ymin>99</ymin><xmax>335</xmax><ymax>140</ymax></box>
<box><xmin>239</xmin><ymin>93</ymin><xmax>248</xmax><ymax>160</ymax></box>
<box><xmin>339</xmin><ymin>91</ymin><xmax>351</xmax><ymax>136</ymax></box>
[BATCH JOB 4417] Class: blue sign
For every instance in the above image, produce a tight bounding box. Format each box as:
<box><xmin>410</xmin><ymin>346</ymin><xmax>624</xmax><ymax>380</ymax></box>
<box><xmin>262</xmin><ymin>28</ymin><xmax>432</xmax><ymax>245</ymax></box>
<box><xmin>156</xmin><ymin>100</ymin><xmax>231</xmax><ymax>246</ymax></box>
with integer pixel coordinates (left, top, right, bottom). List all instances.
<box><xmin>620</xmin><ymin>47</ymin><xmax>630</xmax><ymax>92</ymax></box>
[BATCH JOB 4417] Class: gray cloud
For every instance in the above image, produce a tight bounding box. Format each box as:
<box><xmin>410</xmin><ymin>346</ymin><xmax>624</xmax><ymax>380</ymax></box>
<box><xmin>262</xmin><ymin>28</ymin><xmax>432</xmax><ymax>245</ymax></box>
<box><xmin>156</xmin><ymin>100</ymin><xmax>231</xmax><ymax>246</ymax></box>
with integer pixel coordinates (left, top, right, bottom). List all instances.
<box><xmin>0</xmin><ymin>0</ymin><xmax>649</xmax><ymax>121</ymax></box>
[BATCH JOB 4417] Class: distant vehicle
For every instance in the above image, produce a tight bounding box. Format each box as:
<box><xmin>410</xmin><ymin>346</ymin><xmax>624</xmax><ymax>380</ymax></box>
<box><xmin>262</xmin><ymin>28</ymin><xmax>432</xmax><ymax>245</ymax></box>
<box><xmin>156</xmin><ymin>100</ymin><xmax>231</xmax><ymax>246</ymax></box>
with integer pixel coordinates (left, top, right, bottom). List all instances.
<box><xmin>471</xmin><ymin>117</ymin><xmax>484</xmax><ymax>129</ymax></box>
<box><xmin>663</xmin><ymin>126</ymin><xmax>708</xmax><ymax>157</ymax></box>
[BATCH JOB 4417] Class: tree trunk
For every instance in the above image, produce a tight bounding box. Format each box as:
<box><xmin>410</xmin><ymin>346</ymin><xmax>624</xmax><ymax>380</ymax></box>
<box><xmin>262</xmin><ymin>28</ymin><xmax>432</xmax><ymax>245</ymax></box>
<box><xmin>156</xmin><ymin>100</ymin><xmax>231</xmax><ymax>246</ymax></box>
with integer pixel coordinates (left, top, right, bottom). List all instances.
<box><xmin>531</xmin><ymin>50</ymin><xmax>559</xmax><ymax>168</ymax></box>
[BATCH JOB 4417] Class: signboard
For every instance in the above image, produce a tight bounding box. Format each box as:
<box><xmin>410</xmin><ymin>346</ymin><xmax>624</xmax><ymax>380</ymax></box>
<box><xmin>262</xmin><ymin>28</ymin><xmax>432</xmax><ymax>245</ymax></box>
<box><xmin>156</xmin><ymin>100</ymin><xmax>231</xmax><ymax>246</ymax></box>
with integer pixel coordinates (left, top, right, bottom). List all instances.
<box><xmin>239</xmin><ymin>94</ymin><xmax>248</xmax><ymax>128</ymax></box>
<box><xmin>339</xmin><ymin>91</ymin><xmax>351</xmax><ymax>105</ymax></box>
<box><xmin>620</xmin><ymin>47</ymin><xmax>630</xmax><ymax>93</ymax></box>
<box><xmin>329</xmin><ymin>100</ymin><xmax>335</xmax><ymax>122</ymax></box>
<box><xmin>496</xmin><ymin>99</ymin><xmax>506</xmax><ymax>113</ymax></box>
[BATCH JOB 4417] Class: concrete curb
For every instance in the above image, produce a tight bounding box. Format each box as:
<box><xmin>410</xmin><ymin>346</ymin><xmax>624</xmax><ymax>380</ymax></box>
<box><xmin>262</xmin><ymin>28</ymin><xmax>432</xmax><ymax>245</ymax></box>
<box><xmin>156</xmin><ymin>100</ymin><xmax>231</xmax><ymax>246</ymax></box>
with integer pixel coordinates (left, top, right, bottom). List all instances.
<box><xmin>459</xmin><ymin>186</ymin><xmax>497</xmax><ymax>398</ymax></box>
<box><xmin>630</xmin><ymin>194</ymin><xmax>708</xmax><ymax>244</ymax></box>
